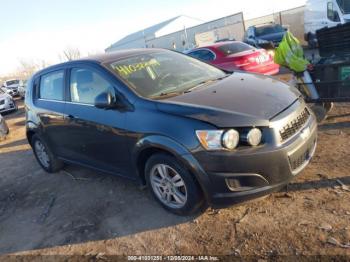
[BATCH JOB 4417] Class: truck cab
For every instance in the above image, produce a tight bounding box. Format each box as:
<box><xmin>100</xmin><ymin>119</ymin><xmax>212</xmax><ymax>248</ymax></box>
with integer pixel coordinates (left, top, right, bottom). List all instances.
<box><xmin>304</xmin><ymin>0</ymin><xmax>350</xmax><ymax>47</ymax></box>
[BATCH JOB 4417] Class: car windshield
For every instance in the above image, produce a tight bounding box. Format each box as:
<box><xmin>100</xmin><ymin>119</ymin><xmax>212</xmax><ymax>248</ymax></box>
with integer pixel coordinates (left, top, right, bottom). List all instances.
<box><xmin>255</xmin><ymin>25</ymin><xmax>284</xmax><ymax>36</ymax></box>
<box><xmin>108</xmin><ymin>51</ymin><xmax>227</xmax><ymax>99</ymax></box>
<box><xmin>337</xmin><ymin>0</ymin><xmax>350</xmax><ymax>14</ymax></box>
<box><xmin>218</xmin><ymin>42</ymin><xmax>254</xmax><ymax>55</ymax></box>
<box><xmin>6</xmin><ymin>80</ymin><xmax>19</xmax><ymax>86</ymax></box>
<box><xmin>0</xmin><ymin>88</ymin><xmax>4</xmax><ymax>94</ymax></box>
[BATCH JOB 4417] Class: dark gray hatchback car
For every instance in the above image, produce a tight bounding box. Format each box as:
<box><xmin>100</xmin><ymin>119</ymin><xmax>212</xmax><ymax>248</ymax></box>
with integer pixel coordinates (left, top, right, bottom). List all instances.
<box><xmin>25</xmin><ymin>49</ymin><xmax>317</xmax><ymax>215</ymax></box>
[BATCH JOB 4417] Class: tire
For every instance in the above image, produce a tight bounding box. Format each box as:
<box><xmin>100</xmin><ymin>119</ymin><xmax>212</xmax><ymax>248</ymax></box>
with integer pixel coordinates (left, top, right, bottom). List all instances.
<box><xmin>31</xmin><ymin>134</ymin><xmax>64</xmax><ymax>173</ymax></box>
<box><xmin>145</xmin><ymin>153</ymin><xmax>205</xmax><ymax>216</ymax></box>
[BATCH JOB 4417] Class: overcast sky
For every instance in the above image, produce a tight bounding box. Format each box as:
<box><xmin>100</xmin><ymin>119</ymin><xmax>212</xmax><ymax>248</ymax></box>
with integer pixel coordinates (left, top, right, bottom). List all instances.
<box><xmin>0</xmin><ymin>0</ymin><xmax>306</xmax><ymax>76</ymax></box>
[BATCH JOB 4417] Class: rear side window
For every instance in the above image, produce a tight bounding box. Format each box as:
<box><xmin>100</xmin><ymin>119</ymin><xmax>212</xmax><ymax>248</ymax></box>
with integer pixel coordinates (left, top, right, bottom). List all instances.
<box><xmin>70</xmin><ymin>68</ymin><xmax>114</xmax><ymax>105</ymax></box>
<box><xmin>218</xmin><ymin>42</ymin><xmax>254</xmax><ymax>55</ymax></box>
<box><xmin>39</xmin><ymin>71</ymin><xmax>64</xmax><ymax>101</ymax></box>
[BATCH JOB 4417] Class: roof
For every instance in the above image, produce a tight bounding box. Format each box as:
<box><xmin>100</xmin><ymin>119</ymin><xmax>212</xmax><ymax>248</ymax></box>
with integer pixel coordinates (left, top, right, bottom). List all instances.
<box><xmin>192</xmin><ymin>41</ymin><xmax>242</xmax><ymax>49</ymax></box>
<box><xmin>82</xmin><ymin>48</ymin><xmax>165</xmax><ymax>63</ymax></box>
<box><xmin>32</xmin><ymin>48</ymin><xmax>167</xmax><ymax>76</ymax></box>
<box><xmin>107</xmin><ymin>17</ymin><xmax>180</xmax><ymax>49</ymax></box>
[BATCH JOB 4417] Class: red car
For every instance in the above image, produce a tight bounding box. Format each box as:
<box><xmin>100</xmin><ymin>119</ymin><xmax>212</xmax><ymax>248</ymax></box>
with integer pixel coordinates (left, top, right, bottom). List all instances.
<box><xmin>186</xmin><ymin>41</ymin><xmax>280</xmax><ymax>75</ymax></box>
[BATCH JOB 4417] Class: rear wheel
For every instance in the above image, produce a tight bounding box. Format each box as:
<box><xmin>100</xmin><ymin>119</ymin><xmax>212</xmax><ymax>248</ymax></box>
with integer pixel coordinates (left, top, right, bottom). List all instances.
<box><xmin>31</xmin><ymin>134</ymin><xmax>64</xmax><ymax>173</ymax></box>
<box><xmin>145</xmin><ymin>154</ymin><xmax>205</xmax><ymax>216</ymax></box>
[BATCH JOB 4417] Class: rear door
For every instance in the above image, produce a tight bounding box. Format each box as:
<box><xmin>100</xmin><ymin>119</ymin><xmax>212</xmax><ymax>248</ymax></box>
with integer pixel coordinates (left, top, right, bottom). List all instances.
<box><xmin>61</xmin><ymin>65</ymin><xmax>132</xmax><ymax>177</ymax></box>
<box><xmin>35</xmin><ymin>69</ymin><xmax>67</xmax><ymax>156</ymax></box>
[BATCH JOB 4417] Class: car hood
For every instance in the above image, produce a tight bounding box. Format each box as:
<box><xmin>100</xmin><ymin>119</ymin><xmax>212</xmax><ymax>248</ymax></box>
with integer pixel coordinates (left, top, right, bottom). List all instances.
<box><xmin>257</xmin><ymin>32</ymin><xmax>285</xmax><ymax>42</ymax></box>
<box><xmin>156</xmin><ymin>72</ymin><xmax>300</xmax><ymax>127</ymax></box>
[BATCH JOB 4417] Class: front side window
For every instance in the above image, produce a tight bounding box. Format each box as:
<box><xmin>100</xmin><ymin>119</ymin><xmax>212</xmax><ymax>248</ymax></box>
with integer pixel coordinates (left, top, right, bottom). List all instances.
<box><xmin>39</xmin><ymin>71</ymin><xmax>64</xmax><ymax>101</ymax></box>
<box><xmin>247</xmin><ymin>28</ymin><xmax>255</xmax><ymax>38</ymax></box>
<box><xmin>108</xmin><ymin>51</ymin><xmax>226</xmax><ymax>99</ymax></box>
<box><xmin>328</xmin><ymin>2</ymin><xmax>341</xmax><ymax>21</ymax></box>
<box><xmin>70</xmin><ymin>68</ymin><xmax>114</xmax><ymax>105</ymax></box>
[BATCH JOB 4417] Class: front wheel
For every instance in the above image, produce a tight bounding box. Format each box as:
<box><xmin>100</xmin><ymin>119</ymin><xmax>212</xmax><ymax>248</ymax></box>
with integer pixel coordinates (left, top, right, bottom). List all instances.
<box><xmin>31</xmin><ymin>134</ymin><xmax>64</xmax><ymax>173</ymax></box>
<box><xmin>145</xmin><ymin>154</ymin><xmax>205</xmax><ymax>216</ymax></box>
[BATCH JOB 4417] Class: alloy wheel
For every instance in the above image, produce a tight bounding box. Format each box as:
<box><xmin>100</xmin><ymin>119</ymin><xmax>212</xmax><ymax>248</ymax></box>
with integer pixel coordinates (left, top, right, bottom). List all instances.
<box><xmin>34</xmin><ymin>140</ymin><xmax>50</xmax><ymax>168</ymax></box>
<box><xmin>150</xmin><ymin>164</ymin><xmax>188</xmax><ymax>209</ymax></box>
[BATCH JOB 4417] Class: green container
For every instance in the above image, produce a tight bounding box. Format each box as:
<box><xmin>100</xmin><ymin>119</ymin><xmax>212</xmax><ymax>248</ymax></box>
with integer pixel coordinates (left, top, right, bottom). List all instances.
<box><xmin>340</xmin><ymin>66</ymin><xmax>350</xmax><ymax>81</ymax></box>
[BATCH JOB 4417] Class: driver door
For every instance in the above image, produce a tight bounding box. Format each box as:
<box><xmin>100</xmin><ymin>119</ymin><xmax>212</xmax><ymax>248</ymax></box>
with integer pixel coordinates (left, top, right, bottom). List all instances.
<box><xmin>61</xmin><ymin>66</ymin><xmax>132</xmax><ymax>177</ymax></box>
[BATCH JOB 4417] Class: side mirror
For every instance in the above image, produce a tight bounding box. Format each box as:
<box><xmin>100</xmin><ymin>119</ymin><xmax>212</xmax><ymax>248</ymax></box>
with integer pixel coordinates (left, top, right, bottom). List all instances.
<box><xmin>95</xmin><ymin>92</ymin><xmax>126</xmax><ymax>109</ymax></box>
<box><xmin>95</xmin><ymin>92</ymin><xmax>116</xmax><ymax>109</ymax></box>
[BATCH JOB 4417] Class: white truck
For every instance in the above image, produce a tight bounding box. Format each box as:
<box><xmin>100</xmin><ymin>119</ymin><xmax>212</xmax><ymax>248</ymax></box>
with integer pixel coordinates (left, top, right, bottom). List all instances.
<box><xmin>304</xmin><ymin>0</ymin><xmax>350</xmax><ymax>47</ymax></box>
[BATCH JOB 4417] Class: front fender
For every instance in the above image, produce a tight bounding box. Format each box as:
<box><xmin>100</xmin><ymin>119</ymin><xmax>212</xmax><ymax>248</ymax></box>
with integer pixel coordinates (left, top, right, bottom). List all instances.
<box><xmin>132</xmin><ymin>135</ymin><xmax>212</xmax><ymax>202</ymax></box>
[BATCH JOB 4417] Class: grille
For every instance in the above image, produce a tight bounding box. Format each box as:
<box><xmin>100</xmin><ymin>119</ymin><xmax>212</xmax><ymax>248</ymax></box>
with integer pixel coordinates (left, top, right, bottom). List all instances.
<box><xmin>290</xmin><ymin>148</ymin><xmax>310</xmax><ymax>170</ymax></box>
<box><xmin>289</xmin><ymin>140</ymin><xmax>316</xmax><ymax>171</ymax></box>
<box><xmin>280</xmin><ymin>108</ymin><xmax>310</xmax><ymax>142</ymax></box>
<box><xmin>0</xmin><ymin>100</ymin><xmax>4</xmax><ymax>105</ymax></box>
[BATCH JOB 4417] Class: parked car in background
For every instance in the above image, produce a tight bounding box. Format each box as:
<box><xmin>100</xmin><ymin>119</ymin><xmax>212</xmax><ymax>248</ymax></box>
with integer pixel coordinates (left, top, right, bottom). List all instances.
<box><xmin>0</xmin><ymin>114</ymin><xmax>9</xmax><ymax>139</ymax></box>
<box><xmin>186</xmin><ymin>41</ymin><xmax>280</xmax><ymax>75</ymax></box>
<box><xmin>304</xmin><ymin>0</ymin><xmax>350</xmax><ymax>47</ymax></box>
<box><xmin>18</xmin><ymin>80</ymin><xmax>27</xmax><ymax>99</ymax></box>
<box><xmin>2</xmin><ymin>79</ymin><xmax>20</xmax><ymax>96</ymax></box>
<box><xmin>1</xmin><ymin>87</ymin><xmax>15</xmax><ymax>97</ymax></box>
<box><xmin>26</xmin><ymin>49</ymin><xmax>317</xmax><ymax>215</ymax></box>
<box><xmin>244</xmin><ymin>24</ymin><xmax>287</xmax><ymax>48</ymax></box>
<box><xmin>0</xmin><ymin>88</ymin><xmax>17</xmax><ymax>114</ymax></box>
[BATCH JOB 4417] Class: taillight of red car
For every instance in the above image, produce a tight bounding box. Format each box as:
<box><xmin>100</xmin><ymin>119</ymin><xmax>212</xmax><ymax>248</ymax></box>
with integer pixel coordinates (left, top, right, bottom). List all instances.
<box><xmin>234</xmin><ymin>50</ymin><xmax>272</xmax><ymax>68</ymax></box>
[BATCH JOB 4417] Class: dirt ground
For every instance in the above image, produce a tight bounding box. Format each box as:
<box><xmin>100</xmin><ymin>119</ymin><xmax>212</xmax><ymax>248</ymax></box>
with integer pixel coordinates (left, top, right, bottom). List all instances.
<box><xmin>0</xmin><ymin>96</ymin><xmax>349</xmax><ymax>260</ymax></box>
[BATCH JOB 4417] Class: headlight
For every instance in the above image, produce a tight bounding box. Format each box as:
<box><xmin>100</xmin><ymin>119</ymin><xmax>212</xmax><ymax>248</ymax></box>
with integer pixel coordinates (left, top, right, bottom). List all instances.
<box><xmin>196</xmin><ymin>129</ymin><xmax>239</xmax><ymax>151</ymax></box>
<box><xmin>196</xmin><ymin>130</ymin><xmax>224</xmax><ymax>150</ymax></box>
<box><xmin>246</xmin><ymin>128</ymin><xmax>262</xmax><ymax>146</ymax></box>
<box><xmin>222</xmin><ymin>129</ymin><xmax>239</xmax><ymax>150</ymax></box>
<box><xmin>196</xmin><ymin>128</ymin><xmax>262</xmax><ymax>150</ymax></box>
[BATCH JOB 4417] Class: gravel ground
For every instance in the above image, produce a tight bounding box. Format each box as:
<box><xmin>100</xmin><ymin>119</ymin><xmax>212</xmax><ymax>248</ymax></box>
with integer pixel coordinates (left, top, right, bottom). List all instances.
<box><xmin>0</xmin><ymin>98</ymin><xmax>349</xmax><ymax>260</ymax></box>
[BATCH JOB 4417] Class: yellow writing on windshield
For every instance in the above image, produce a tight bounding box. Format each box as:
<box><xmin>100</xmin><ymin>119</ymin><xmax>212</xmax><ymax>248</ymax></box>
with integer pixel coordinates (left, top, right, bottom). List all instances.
<box><xmin>114</xmin><ymin>59</ymin><xmax>161</xmax><ymax>77</ymax></box>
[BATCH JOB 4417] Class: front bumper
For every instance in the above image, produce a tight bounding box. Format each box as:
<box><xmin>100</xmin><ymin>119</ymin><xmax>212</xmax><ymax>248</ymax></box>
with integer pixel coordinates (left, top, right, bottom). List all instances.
<box><xmin>192</xmin><ymin>103</ymin><xmax>318</xmax><ymax>208</ymax></box>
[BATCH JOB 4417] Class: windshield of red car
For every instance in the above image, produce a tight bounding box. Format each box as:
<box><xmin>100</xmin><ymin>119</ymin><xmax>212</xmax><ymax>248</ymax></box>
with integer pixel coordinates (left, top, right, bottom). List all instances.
<box><xmin>108</xmin><ymin>51</ymin><xmax>226</xmax><ymax>99</ymax></box>
<box><xmin>218</xmin><ymin>42</ymin><xmax>254</xmax><ymax>55</ymax></box>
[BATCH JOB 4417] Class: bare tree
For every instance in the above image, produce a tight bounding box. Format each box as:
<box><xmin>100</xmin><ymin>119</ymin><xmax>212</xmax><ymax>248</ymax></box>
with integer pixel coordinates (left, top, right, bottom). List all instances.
<box><xmin>14</xmin><ymin>59</ymin><xmax>50</xmax><ymax>79</ymax></box>
<box><xmin>59</xmin><ymin>46</ymin><xmax>81</xmax><ymax>62</ymax></box>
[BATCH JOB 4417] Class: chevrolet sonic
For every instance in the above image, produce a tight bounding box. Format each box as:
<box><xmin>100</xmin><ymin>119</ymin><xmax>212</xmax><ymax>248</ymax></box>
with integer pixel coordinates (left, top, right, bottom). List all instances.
<box><xmin>25</xmin><ymin>49</ymin><xmax>317</xmax><ymax>215</ymax></box>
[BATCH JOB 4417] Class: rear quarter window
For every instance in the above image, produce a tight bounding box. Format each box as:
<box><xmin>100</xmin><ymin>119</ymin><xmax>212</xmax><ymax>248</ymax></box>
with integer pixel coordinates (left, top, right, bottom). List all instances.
<box><xmin>39</xmin><ymin>71</ymin><xmax>64</xmax><ymax>101</ymax></box>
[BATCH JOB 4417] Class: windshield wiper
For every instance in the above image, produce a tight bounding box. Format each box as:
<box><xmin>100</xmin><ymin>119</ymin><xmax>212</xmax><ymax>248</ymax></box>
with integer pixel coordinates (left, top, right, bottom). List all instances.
<box><xmin>184</xmin><ymin>74</ymin><xmax>230</xmax><ymax>93</ymax></box>
<box><xmin>151</xmin><ymin>91</ymin><xmax>183</xmax><ymax>99</ymax></box>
